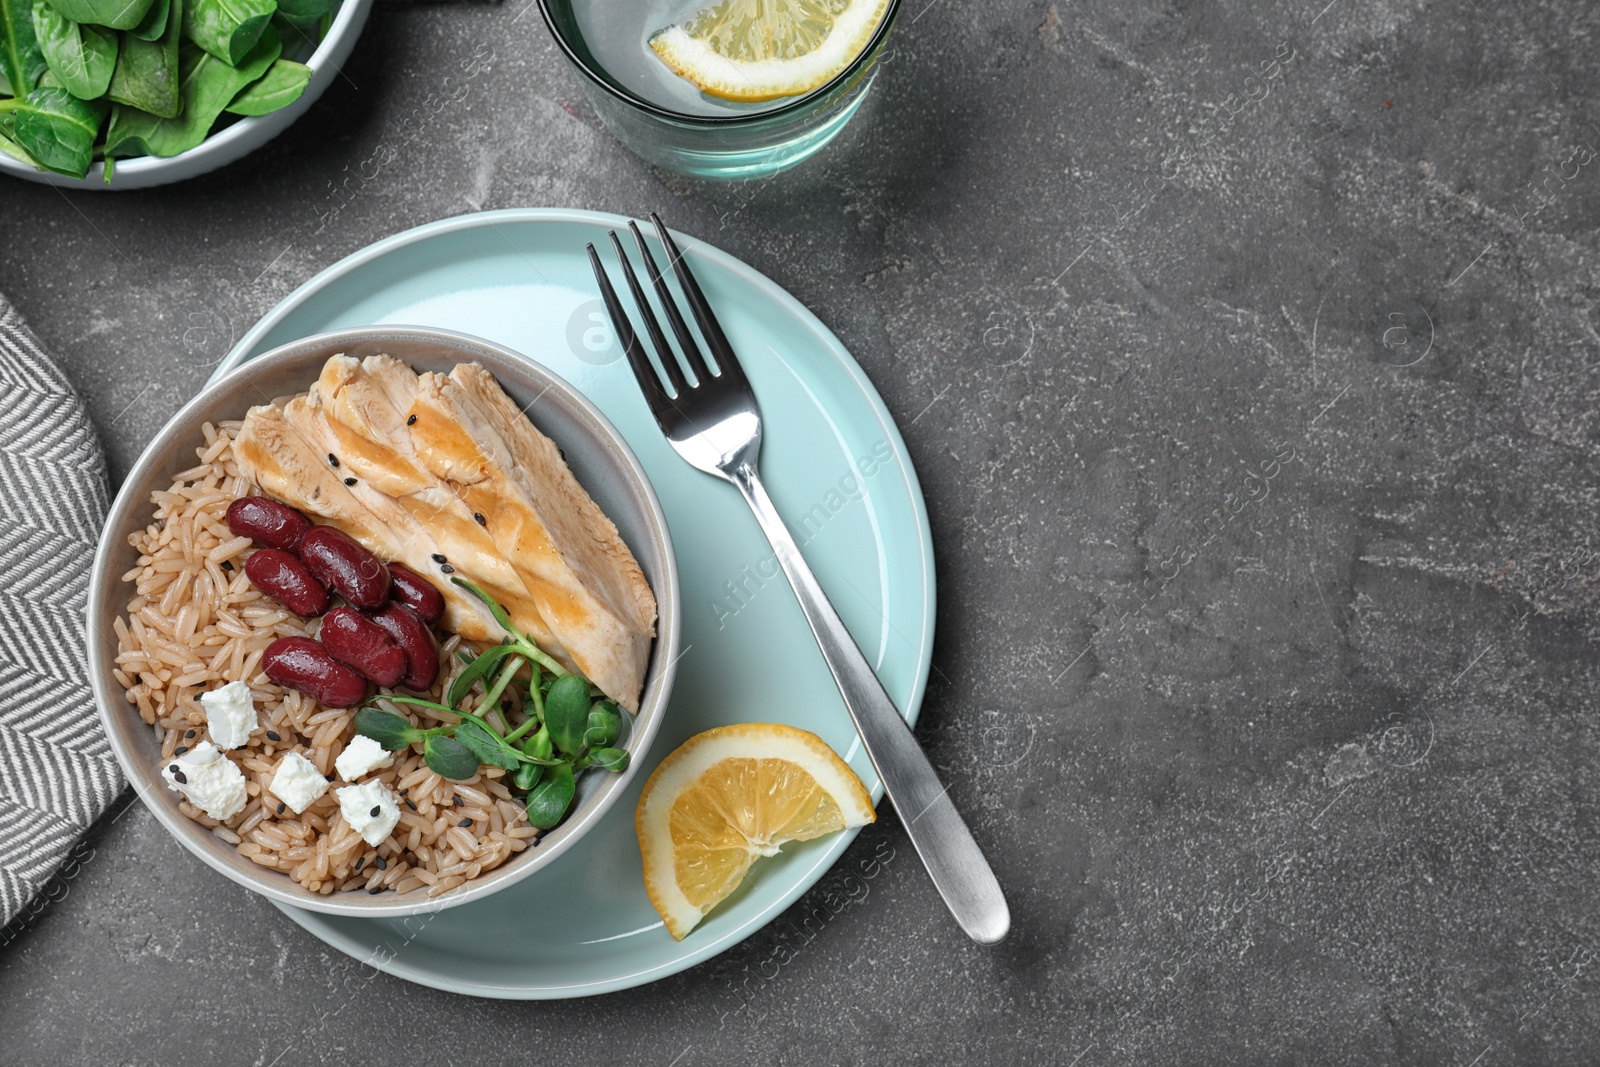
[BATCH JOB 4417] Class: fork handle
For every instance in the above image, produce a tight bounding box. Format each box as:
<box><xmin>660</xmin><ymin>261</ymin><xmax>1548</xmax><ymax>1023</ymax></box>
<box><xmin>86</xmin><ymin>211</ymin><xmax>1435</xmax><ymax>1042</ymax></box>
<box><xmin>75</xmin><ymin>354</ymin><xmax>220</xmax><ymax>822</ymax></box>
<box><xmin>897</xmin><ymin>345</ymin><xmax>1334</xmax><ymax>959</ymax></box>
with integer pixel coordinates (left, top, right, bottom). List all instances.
<box><xmin>729</xmin><ymin>461</ymin><xmax>1010</xmax><ymax>945</ymax></box>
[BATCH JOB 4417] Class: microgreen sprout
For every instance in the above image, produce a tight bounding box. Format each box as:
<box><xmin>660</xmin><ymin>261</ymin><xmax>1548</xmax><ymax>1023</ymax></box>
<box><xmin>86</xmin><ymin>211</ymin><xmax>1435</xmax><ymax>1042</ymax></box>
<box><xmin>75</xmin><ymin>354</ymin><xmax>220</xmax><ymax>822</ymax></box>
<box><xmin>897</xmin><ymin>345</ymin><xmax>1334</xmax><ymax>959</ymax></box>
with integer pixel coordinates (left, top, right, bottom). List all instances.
<box><xmin>355</xmin><ymin>578</ymin><xmax>631</xmax><ymax>830</ymax></box>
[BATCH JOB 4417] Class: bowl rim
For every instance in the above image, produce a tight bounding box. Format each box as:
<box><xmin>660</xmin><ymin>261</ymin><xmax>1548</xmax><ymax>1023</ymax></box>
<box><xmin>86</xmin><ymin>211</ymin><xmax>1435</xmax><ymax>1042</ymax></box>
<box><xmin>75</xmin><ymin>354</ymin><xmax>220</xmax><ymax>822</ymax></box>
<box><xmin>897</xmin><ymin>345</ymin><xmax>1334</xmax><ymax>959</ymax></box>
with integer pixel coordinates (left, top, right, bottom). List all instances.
<box><xmin>0</xmin><ymin>0</ymin><xmax>373</xmax><ymax>188</ymax></box>
<box><xmin>86</xmin><ymin>325</ymin><xmax>680</xmax><ymax>917</ymax></box>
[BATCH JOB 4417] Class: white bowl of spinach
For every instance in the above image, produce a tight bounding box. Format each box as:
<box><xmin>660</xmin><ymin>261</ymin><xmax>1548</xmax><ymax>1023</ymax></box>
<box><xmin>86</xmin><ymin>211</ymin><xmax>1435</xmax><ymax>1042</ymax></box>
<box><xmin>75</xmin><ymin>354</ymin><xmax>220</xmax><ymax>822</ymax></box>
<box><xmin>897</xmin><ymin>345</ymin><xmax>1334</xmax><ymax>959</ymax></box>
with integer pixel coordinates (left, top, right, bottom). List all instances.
<box><xmin>0</xmin><ymin>0</ymin><xmax>370</xmax><ymax>188</ymax></box>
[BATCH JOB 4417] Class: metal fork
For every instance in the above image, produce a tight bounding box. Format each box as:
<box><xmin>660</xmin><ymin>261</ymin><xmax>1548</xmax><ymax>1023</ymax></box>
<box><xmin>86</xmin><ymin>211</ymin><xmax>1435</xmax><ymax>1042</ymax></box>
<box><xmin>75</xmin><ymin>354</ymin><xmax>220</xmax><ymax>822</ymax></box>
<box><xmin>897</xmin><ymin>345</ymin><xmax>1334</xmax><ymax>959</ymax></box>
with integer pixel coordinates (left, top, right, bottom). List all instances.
<box><xmin>588</xmin><ymin>215</ymin><xmax>1010</xmax><ymax>945</ymax></box>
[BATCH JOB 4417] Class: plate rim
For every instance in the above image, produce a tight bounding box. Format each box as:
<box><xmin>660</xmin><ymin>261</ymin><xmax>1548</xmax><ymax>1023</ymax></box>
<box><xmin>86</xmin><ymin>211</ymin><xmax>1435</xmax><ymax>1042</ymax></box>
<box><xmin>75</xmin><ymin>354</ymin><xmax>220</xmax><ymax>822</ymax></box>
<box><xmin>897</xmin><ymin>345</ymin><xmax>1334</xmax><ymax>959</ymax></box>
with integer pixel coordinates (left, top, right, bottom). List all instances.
<box><xmin>216</xmin><ymin>207</ymin><xmax>936</xmax><ymax>999</ymax></box>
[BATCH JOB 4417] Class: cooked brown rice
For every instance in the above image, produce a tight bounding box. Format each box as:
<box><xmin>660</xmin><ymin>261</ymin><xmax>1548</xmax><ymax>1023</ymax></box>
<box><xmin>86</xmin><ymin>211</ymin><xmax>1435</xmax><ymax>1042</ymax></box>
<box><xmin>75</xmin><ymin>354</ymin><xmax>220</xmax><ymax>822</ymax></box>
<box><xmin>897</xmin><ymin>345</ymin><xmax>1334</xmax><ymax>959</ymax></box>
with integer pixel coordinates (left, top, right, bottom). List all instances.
<box><xmin>115</xmin><ymin>421</ymin><xmax>539</xmax><ymax>897</ymax></box>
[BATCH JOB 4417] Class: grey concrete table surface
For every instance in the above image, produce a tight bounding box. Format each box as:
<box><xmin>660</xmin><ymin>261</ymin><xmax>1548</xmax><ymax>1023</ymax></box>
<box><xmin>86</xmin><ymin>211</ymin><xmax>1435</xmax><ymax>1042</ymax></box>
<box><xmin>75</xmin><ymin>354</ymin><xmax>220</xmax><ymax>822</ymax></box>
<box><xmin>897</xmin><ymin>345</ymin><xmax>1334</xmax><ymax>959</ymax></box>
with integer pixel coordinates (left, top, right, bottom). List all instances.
<box><xmin>2</xmin><ymin>0</ymin><xmax>1599</xmax><ymax>1061</ymax></box>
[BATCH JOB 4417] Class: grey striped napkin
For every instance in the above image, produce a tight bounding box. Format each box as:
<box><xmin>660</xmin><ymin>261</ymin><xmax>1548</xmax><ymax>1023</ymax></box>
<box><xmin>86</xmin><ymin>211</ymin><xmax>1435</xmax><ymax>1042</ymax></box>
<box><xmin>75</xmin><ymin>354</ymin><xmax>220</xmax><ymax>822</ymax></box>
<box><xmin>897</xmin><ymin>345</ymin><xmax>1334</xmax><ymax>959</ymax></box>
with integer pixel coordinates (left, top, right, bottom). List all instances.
<box><xmin>0</xmin><ymin>295</ymin><xmax>124</xmax><ymax>930</ymax></box>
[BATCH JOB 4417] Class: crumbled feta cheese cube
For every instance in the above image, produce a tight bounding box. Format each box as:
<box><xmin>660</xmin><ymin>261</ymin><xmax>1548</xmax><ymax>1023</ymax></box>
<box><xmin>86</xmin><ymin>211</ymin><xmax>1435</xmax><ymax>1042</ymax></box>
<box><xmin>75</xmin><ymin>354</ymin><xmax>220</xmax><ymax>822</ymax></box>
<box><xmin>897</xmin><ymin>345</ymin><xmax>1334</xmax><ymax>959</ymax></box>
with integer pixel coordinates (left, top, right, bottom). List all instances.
<box><xmin>337</xmin><ymin>780</ymin><xmax>401</xmax><ymax>847</ymax></box>
<box><xmin>269</xmin><ymin>752</ymin><xmax>330</xmax><ymax>814</ymax></box>
<box><xmin>334</xmin><ymin>734</ymin><xmax>395</xmax><ymax>782</ymax></box>
<box><xmin>160</xmin><ymin>742</ymin><xmax>247</xmax><ymax>820</ymax></box>
<box><xmin>200</xmin><ymin>680</ymin><xmax>257</xmax><ymax>750</ymax></box>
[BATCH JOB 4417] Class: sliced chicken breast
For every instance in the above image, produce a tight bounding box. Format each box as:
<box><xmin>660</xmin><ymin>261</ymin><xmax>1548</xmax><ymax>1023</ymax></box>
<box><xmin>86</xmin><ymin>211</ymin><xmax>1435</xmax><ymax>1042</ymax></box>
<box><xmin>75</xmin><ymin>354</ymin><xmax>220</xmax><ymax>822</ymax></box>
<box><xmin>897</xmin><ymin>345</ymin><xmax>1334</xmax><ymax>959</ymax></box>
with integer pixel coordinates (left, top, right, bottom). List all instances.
<box><xmin>234</xmin><ymin>401</ymin><xmax>504</xmax><ymax>645</ymax></box>
<box><xmin>407</xmin><ymin>364</ymin><xmax>657</xmax><ymax>711</ymax></box>
<box><xmin>303</xmin><ymin>356</ymin><xmax>567</xmax><ymax>662</ymax></box>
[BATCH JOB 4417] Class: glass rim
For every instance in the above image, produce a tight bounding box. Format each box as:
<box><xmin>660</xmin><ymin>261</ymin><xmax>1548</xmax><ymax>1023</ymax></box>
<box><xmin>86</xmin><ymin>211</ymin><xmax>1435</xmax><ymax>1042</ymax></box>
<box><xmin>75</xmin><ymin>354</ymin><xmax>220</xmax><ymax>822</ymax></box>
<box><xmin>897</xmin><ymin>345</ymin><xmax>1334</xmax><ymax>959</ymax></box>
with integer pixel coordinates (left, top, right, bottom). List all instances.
<box><xmin>535</xmin><ymin>0</ymin><xmax>904</xmax><ymax>127</ymax></box>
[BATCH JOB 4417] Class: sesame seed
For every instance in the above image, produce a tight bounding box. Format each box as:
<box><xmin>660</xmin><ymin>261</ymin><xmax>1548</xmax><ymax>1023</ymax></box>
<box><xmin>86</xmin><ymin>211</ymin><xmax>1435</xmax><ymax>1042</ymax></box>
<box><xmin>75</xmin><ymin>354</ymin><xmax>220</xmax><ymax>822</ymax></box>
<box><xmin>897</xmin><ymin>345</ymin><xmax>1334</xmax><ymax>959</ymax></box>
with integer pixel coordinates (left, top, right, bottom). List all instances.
<box><xmin>277</xmin><ymin>802</ymin><xmax>286</xmax><ymax>814</ymax></box>
<box><xmin>174</xmin><ymin>746</ymin><xmax>188</xmax><ymax>755</ymax></box>
<box><xmin>440</xmin><ymin>564</ymin><xmax>455</xmax><ymax>574</ymax></box>
<box><xmin>221</xmin><ymin>560</ymin><xmax>233</xmax><ymax>571</ymax></box>
<box><xmin>453</xmin><ymin>796</ymin><xmax>463</xmax><ymax>807</ymax></box>
<box><xmin>458</xmin><ymin>817</ymin><xmax>472</xmax><ymax>827</ymax></box>
<box><xmin>167</xmin><ymin>764</ymin><xmax>179</xmax><ymax>774</ymax></box>
<box><xmin>353</xmin><ymin>857</ymin><xmax>364</xmax><ymax>872</ymax></box>
<box><xmin>407</xmin><ymin>414</ymin><xmax>417</xmax><ymax>425</ymax></box>
<box><xmin>266</xmin><ymin>730</ymin><xmax>281</xmax><ymax>742</ymax></box>
<box><xmin>172</xmin><ymin>770</ymin><xmax>187</xmax><ymax>784</ymax></box>
<box><xmin>344</xmin><ymin>477</ymin><xmax>357</xmax><ymax>486</ymax></box>
<box><xmin>185</xmin><ymin>730</ymin><xmax>196</xmax><ymax>738</ymax></box>
<box><xmin>368</xmin><ymin>885</ymin><xmax>384</xmax><ymax>895</ymax></box>
<box><xmin>405</xmin><ymin>799</ymin><xmax>418</xmax><ymax>811</ymax></box>
<box><xmin>376</xmin><ymin>856</ymin><xmax>387</xmax><ymax>870</ymax></box>
<box><xmin>328</xmin><ymin>454</ymin><xmax>340</xmax><ymax>467</ymax></box>
<box><xmin>474</xmin><ymin>513</ymin><xmax>486</xmax><ymax>526</ymax></box>
<box><xmin>431</xmin><ymin>553</ymin><xmax>447</xmax><ymax>564</ymax></box>
<box><xmin>370</xmin><ymin>805</ymin><xmax>380</xmax><ymax>817</ymax></box>
<box><xmin>399</xmin><ymin>788</ymin><xmax>409</xmax><ymax>796</ymax></box>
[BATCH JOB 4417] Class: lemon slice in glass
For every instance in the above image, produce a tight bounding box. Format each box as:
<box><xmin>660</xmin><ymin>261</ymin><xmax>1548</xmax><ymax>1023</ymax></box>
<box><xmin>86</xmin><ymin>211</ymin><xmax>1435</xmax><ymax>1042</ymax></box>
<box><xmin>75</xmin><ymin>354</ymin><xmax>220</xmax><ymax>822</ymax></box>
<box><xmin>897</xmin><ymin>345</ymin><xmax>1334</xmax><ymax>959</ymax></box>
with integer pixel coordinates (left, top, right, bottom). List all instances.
<box><xmin>636</xmin><ymin>723</ymin><xmax>876</xmax><ymax>939</ymax></box>
<box><xmin>648</xmin><ymin>0</ymin><xmax>892</xmax><ymax>103</ymax></box>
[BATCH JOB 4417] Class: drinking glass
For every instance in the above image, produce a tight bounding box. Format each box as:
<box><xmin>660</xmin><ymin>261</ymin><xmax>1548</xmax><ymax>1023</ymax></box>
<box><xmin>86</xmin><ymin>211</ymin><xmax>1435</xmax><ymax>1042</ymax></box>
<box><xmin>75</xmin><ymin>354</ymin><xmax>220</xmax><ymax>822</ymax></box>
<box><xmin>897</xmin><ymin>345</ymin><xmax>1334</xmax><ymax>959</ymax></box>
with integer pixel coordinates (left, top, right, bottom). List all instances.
<box><xmin>537</xmin><ymin>0</ymin><xmax>902</xmax><ymax>179</ymax></box>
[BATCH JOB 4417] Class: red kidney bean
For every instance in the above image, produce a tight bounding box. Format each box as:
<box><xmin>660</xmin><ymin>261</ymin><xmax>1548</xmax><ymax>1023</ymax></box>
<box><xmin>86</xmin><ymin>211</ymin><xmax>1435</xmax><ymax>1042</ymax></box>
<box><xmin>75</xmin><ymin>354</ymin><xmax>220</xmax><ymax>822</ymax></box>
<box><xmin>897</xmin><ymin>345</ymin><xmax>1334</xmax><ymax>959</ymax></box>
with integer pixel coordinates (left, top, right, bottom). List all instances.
<box><xmin>226</xmin><ymin>497</ymin><xmax>312</xmax><ymax>551</ymax></box>
<box><xmin>319</xmin><ymin>607</ymin><xmax>407</xmax><ymax>688</ymax></box>
<box><xmin>245</xmin><ymin>549</ymin><xmax>330</xmax><ymax>617</ymax></box>
<box><xmin>364</xmin><ymin>602</ymin><xmax>440</xmax><ymax>691</ymax></box>
<box><xmin>297</xmin><ymin>526</ymin><xmax>391</xmax><ymax>609</ymax></box>
<box><xmin>262</xmin><ymin>637</ymin><xmax>370</xmax><ymax>708</ymax></box>
<box><xmin>386</xmin><ymin>562</ymin><xmax>445</xmax><ymax>626</ymax></box>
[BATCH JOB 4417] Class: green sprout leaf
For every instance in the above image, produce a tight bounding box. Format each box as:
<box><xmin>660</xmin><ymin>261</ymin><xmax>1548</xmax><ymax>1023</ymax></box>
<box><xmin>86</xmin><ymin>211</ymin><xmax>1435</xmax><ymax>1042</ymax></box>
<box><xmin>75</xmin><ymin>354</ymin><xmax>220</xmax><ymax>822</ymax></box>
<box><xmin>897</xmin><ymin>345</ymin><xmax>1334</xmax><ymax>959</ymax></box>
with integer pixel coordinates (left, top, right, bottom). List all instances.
<box><xmin>585</xmin><ymin>747</ymin><xmax>629</xmax><ymax>773</ymax></box>
<box><xmin>522</xmin><ymin>725</ymin><xmax>553</xmax><ymax>762</ymax></box>
<box><xmin>543</xmin><ymin>674</ymin><xmax>591</xmax><ymax>757</ymax></box>
<box><xmin>446</xmin><ymin>641</ymin><xmax>519</xmax><ymax>709</ymax></box>
<box><xmin>584</xmin><ymin>701</ymin><xmax>622</xmax><ymax>748</ymax></box>
<box><xmin>423</xmin><ymin>735</ymin><xmax>479</xmax><ymax>781</ymax></box>
<box><xmin>512</xmin><ymin>762</ymin><xmax>542</xmax><ymax>791</ymax></box>
<box><xmin>525</xmin><ymin>762</ymin><xmax>574</xmax><ymax>829</ymax></box>
<box><xmin>450</xmin><ymin>577</ymin><xmax>523</xmax><ymax>640</ymax></box>
<box><xmin>454</xmin><ymin>719</ymin><xmax>523</xmax><ymax>771</ymax></box>
<box><xmin>352</xmin><ymin>707</ymin><xmax>424</xmax><ymax>751</ymax></box>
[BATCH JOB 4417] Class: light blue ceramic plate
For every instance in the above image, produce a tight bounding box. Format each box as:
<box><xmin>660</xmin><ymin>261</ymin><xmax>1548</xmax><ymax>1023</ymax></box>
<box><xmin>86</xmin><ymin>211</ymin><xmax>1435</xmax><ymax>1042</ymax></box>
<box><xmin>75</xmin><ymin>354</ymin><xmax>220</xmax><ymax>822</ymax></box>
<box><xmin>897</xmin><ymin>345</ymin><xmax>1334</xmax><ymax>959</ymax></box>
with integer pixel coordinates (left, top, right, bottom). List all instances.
<box><xmin>214</xmin><ymin>208</ymin><xmax>934</xmax><ymax>999</ymax></box>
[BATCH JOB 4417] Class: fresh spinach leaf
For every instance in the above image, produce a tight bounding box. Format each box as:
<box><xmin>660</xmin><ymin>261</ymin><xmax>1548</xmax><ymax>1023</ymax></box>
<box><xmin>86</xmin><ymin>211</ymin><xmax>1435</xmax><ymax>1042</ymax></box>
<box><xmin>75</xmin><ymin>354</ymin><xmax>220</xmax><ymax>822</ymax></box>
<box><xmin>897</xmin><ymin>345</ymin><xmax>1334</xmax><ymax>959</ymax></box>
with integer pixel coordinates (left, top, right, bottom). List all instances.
<box><xmin>1</xmin><ymin>0</ymin><xmax>46</xmax><ymax>97</ymax></box>
<box><xmin>271</xmin><ymin>0</ymin><xmax>323</xmax><ymax>22</ymax></box>
<box><xmin>31</xmin><ymin>0</ymin><xmax>115</xmax><ymax>100</ymax></box>
<box><xmin>543</xmin><ymin>674</ymin><xmax>592</xmax><ymax>757</ymax></box>
<box><xmin>0</xmin><ymin>123</ymin><xmax>38</xmax><ymax>164</ymax></box>
<box><xmin>127</xmin><ymin>0</ymin><xmax>168</xmax><ymax>41</ymax></box>
<box><xmin>8</xmin><ymin>84</ymin><xmax>103</xmax><ymax>175</ymax></box>
<box><xmin>423</xmin><ymin>734</ymin><xmax>479</xmax><ymax>781</ymax></box>
<box><xmin>352</xmin><ymin>707</ymin><xmax>424</xmax><ymax>751</ymax></box>
<box><xmin>105</xmin><ymin>0</ymin><xmax>179</xmax><ymax>117</ymax></box>
<box><xmin>223</xmin><ymin>55</ymin><xmax>305</xmax><ymax>115</ymax></box>
<box><xmin>182</xmin><ymin>0</ymin><xmax>272</xmax><ymax>66</ymax></box>
<box><xmin>525</xmin><ymin>762</ymin><xmax>575</xmax><ymax>829</ymax></box>
<box><xmin>40</xmin><ymin>0</ymin><xmax>155</xmax><ymax>31</ymax></box>
<box><xmin>106</xmin><ymin>25</ymin><xmax>277</xmax><ymax>156</ymax></box>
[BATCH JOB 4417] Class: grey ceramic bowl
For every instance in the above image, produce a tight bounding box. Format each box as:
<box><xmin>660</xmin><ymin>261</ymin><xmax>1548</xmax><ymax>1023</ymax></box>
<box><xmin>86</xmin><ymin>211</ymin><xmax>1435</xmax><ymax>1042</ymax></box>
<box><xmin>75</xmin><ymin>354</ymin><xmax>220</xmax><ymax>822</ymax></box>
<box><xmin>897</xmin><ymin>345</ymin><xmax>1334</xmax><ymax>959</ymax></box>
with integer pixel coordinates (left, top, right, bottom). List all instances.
<box><xmin>87</xmin><ymin>326</ymin><xmax>680</xmax><ymax>916</ymax></box>
<box><xmin>0</xmin><ymin>0</ymin><xmax>372</xmax><ymax>190</ymax></box>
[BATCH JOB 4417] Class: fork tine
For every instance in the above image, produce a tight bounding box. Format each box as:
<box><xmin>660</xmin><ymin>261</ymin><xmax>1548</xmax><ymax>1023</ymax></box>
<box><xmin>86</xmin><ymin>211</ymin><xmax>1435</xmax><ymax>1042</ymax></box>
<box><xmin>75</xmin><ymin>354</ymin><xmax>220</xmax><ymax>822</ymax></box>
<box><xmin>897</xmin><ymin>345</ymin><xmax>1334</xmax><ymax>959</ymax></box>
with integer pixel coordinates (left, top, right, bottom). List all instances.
<box><xmin>608</xmin><ymin>230</ymin><xmax>690</xmax><ymax>398</ymax></box>
<box><xmin>587</xmin><ymin>242</ymin><xmax>671</xmax><ymax>415</ymax></box>
<box><xmin>649</xmin><ymin>213</ymin><xmax>749</xmax><ymax>391</ymax></box>
<box><xmin>629</xmin><ymin>221</ymin><xmax>715</xmax><ymax>388</ymax></box>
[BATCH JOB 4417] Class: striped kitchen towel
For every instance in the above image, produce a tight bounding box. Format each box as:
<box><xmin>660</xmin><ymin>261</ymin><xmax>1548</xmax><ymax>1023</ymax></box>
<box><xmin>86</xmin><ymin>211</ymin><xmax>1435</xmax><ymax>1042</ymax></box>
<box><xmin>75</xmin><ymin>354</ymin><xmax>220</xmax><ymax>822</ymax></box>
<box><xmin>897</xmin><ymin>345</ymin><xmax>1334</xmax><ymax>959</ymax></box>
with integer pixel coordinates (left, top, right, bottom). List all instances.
<box><xmin>0</xmin><ymin>294</ymin><xmax>124</xmax><ymax>930</ymax></box>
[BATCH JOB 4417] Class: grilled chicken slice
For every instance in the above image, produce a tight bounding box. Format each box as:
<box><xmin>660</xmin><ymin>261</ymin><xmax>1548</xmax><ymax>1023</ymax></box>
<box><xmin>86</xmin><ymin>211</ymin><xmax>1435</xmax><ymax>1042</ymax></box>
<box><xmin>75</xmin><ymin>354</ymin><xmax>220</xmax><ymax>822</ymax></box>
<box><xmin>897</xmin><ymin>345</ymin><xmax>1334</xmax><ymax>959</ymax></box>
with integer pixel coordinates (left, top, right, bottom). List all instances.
<box><xmin>234</xmin><ymin>401</ymin><xmax>505</xmax><ymax>645</ymax></box>
<box><xmin>408</xmin><ymin>363</ymin><xmax>657</xmax><ymax>711</ymax></box>
<box><xmin>304</xmin><ymin>355</ymin><xmax>567</xmax><ymax>662</ymax></box>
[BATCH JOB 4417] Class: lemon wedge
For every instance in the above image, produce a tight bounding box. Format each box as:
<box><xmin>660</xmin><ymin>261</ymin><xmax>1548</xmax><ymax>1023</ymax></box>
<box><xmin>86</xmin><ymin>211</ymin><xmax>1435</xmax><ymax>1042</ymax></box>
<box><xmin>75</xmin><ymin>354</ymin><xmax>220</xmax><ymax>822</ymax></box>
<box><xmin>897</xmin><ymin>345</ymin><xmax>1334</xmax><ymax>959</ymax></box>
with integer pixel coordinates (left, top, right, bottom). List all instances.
<box><xmin>636</xmin><ymin>723</ymin><xmax>876</xmax><ymax>940</ymax></box>
<box><xmin>648</xmin><ymin>0</ymin><xmax>891</xmax><ymax>103</ymax></box>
